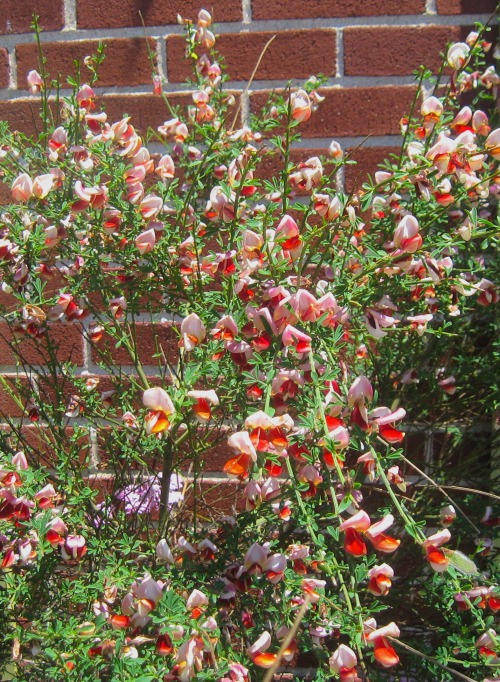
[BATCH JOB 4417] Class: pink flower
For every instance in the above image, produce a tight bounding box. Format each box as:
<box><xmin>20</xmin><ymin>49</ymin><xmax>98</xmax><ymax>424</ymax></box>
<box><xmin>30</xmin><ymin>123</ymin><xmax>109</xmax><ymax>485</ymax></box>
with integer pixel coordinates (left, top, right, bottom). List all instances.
<box><xmin>33</xmin><ymin>173</ymin><xmax>55</xmax><ymax>199</ymax></box>
<box><xmin>76</xmin><ymin>84</ymin><xmax>96</xmax><ymax>109</ymax></box>
<box><xmin>393</xmin><ymin>215</ymin><xmax>422</xmax><ymax>254</ymax></box>
<box><xmin>248</xmin><ymin>631</ymin><xmax>277</xmax><ymax>668</ymax></box>
<box><xmin>289</xmin><ymin>156</ymin><xmax>323</xmax><ymax>193</ymax></box>
<box><xmin>181</xmin><ymin>313</ymin><xmax>206</xmax><ymax>351</ymax></box>
<box><xmin>367</xmin><ymin>564</ymin><xmax>394</xmax><ymax>596</ymax></box>
<box><xmin>282</xmin><ymin>324</ymin><xmax>312</xmax><ymax>355</ymax></box>
<box><xmin>339</xmin><ymin>512</ymin><xmax>400</xmax><ymax>556</ymax></box>
<box><xmin>186</xmin><ymin>589</ymin><xmax>208</xmax><ymax>617</ymax></box>
<box><xmin>301</xmin><ymin>578</ymin><xmax>326</xmax><ymax>603</ymax></box>
<box><xmin>143</xmin><ymin>387</ymin><xmax>176</xmax><ymax>435</ymax></box>
<box><xmin>12</xmin><ymin>451</ymin><xmax>28</xmax><ymax>470</ymax></box>
<box><xmin>348</xmin><ymin>376</ymin><xmax>373</xmax><ymax>406</ymax></box>
<box><xmin>12</xmin><ymin>173</ymin><xmax>33</xmax><ymax>202</ymax></box>
<box><xmin>156</xmin><ymin>539</ymin><xmax>174</xmax><ymax>563</ymax></box>
<box><xmin>224</xmin><ymin>431</ymin><xmax>257</xmax><ymax>478</ymax></box>
<box><xmin>421</xmin><ymin>96</ymin><xmax>443</xmax><ymax>123</ymax></box>
<box><xmin>485</xmin><ymin>128</ymin><xmax>500</xmax><ymax>160</ymax></box>
<box><xmin>139</xmin><ymin>194</ymin><xmax>163</xmax><ymax>219</ymax></box>
<box><xmin>187</xmin><ymin>389</ymin><xmax>219</xmax><ymax>422</ymax></box>
<box><xmin>135</xmin><ymin>228</ymin><xmax>156</xmax><ymax>255</ymax></box>
<box><xmin>156</xmin><ymin>154</ymin><xmax>175</xmax><ymax>179</ymax></box>
<box><xmin>290</xmin><ymin>89</ymin><xmax>312</xmax><ymax>122</ymax></box>
<box><xmin>61</xmin><ymin>535</ymin><xmax>87</xmax><ymax>561</ymax></box>
<box><xmin>276</xmin><ymin>214</ymin><xmax>302</xmax><ymax>260</ymax></box>
<box><xmin>330</xmin><ymin>643</ymin><xmax>357</xmax><ymax>674</ymax></box>
<box><xmin>423</xmin><ymin>528</ymin><xmax>451</xmax><ymax>572</ymax></box>
<box><xmin>447</xmin><ymin>42</ymin><xmax>470</xmax><ymax>70</ymax></box>
<box><xmin>27</xmin><ymin>69</ymin><xmax>43</xmax><ymax>93</ymax></box>
<box><xmin>365</xmin><ymin>622</ymin><xmax>400</xmax><ymax>668</ymax></box>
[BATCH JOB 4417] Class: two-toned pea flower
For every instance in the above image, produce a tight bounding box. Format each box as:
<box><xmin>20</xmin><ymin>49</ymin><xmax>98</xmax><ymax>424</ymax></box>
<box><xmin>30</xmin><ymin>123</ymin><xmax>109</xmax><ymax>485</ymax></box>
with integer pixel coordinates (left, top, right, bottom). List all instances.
<box><xmin>447</xmin><ymin>42</ymin><xmax>470</xmax><ymax>70</ymax></box>
<box><xmin>180</xmin><ymin>313</ymin><xmax>206</xmax><ymax>351</ymax></box>
<box><xmin>423</xmin><ymin>528</ymin><xmax>451</xmax><ymax>572</ymax></box>
<box><xmin>339</xmin><ymin>511</ymin><xmax>401</xmax><ymax>556</ymax></box>
<box><xmin>247</xmin><ymin>630</ymin><xmax>296</xmax><ymax>669</ymax></box>
<box><xmin>367</xmin><ymin>563</ymin><xmax>394</xmax><ymax>596</ymax></box>
<box><xmin>224</xmin><ymin>430</ymin><xmax>257</xmax><ymax>478</ymax></box>
<box><xmin>143</xmin><ymin>387</ymin><xmax>175</xmax><ymax>435</ymax></box>
<box><xmin>243</xmin><ymin>542</ymin><xmax>287</xmax><ymax>583</ymax></box>
<box><xmin>290</xmin><ymin>89</ymin><xmax>312</xmax><ymax>122</ymax></box>
<box><xmin>187</xmin><ymin>390</ymin><xmax>219</xmax><ymax>423</ymax></box>
<box><xmin>365</xmin><ymin>621</ymin><xmax>400</xmax><ymax>668</ymax></box>
<box><xmin>27</xmin><ymin>69</ymin><xmax>43</xmax><ymax>93</ymax></box>
<box><xmin>329</xmin><ymin>644</ymin><xmax>360</xmax><ymax>681</ymax></box>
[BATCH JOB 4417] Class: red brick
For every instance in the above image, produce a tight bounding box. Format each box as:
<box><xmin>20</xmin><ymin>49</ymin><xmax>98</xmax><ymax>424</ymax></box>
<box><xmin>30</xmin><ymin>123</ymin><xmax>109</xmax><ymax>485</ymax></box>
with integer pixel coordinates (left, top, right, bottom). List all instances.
<box><xmin>184</xmin><ymin>479</ymin><xmax>243</xmax><ymax>517</ymax></box>
<box><xmin>0</xmin><ymin>179</ymin><xmax>12</xmax><ymax>206</ymax></box>
<box><xmin>0</xmin><ymin>286</ymin><xmax>18</xmax><ymax>313</ymax></box>
<box><xmin>0</xmin><ymin>322</ymin><xmax>84</xmax><ymax>366</ymax></box>
<box><xmin>0</xmin><ymin>98</ymin><xmax>49</xmax><ymax>137</ymax></box>
<box><xmin>0</xmin><ymin>49</ymin><xmax>10</xmax><ymax>89</ymax></box>
<box><xmin>16</xmin><ymin>38</ymin><xmax>156</xmax><ymax>89</ymax></box>
<box><xmin>14</xmin><ymin>425</ymin><xmax>91</xmax><ymax>467</ymax></box>
<box><xmin>83</xmin><ymin>473</ymin><xmax>114</xmax><ymax>503</ymax></box>
<box><xmin>0</xmin><ymin>93</ymin><xmax>241</xmax><ymax>140</ymax></box>
<box><xmin>252</xmin><ymin>0</ymin><xmax>425</xmax><ymax>19</ymax></box>
<box><xmin>102</xmin><ymin>93</ymin><xmax>190</xmax><ymax>134</ymax></box>
<box><xmin>0</xmin><ymin>0</ymin><xmax>64</xmax><ymax>35</ymax></box>
<box><xmin>0</xmin><ymin>376</ymin><xmax>33</xmax><ymax>418</ymax></box>
<box><xmin>251</xmin><ymin>86</ymin><xmax>417</xmax><ymax>138</ymax></box>
<box><xmin>77</xmin><ymin>0</ymin><xmax>242</xmax><ymax>29</ymax></box>
<box><xmin>344</xmin><ymin>26</ymin><xmax>465</xmax><ymax>77</ymax></box>
<box><xmin>177</xmin><ymin>427</ymin><xmax>234</xmax><ymax>473</ymax></box>
<box><xmin>101</xmin><ymin>92</ymin><xmax>241</xmax><ymax>136</ymax></box>
<box><xmin>344</xmin><ymin>145</ymin><xmax>400</xmax><ymax>193</ymax></box>
<box><xmin>91</xmin><ymin>322</ymin><xmax>179</xmax><ymax>367</ymax></box>
<box><xmin>437</xmin><ymin>0</ymin><xmax>496</xmax><ymax>13</ymax></box>
<box><xmin>166</xmin><ymin>30</ymin><xmax>336</xmax><ymax>82</ymax></box>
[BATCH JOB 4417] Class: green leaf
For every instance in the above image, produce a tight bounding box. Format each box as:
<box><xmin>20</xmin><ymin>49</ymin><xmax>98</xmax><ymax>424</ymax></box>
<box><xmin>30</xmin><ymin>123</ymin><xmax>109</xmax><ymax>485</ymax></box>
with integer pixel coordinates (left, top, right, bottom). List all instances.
<box><xmin>338</xmin><ymin>495</ymin><xmax>353</xmax><ymax>514</ymax></box>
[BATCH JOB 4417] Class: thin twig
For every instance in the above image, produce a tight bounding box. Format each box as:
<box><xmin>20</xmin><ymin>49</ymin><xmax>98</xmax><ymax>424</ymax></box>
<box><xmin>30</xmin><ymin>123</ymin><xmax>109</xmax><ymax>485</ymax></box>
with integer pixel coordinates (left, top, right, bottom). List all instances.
<box><xmin>414</xmin><ymin>484</ymin><xmax>500</xmax><ymax>503</ymax></box>
<box><xmin>262</xmin><ymin>596</ymin><xmax>311</xmax><ymax>682</ymax></box>
<box><xmin>229</xmin><ymin>35</ymin><xmax>276</xmax><ymax>132</ymax></box>
<box><xmin>391</xmin><ymin>637</ymin><xmax>478</xmax><ymax>682</ymax></box>
<box><xmin>401</xmin><ymin>455</ymin><xmax>482</xmax><ymax>534</ymax></box>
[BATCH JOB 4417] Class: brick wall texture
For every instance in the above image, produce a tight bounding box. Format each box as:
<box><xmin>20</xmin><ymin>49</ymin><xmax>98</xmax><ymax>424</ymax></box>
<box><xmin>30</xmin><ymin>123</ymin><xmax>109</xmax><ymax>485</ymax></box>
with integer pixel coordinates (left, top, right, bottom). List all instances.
<box><xmin>0</xmin><ymin>0</ymin><xmax>496</xmax><ymax>494</ymax></box>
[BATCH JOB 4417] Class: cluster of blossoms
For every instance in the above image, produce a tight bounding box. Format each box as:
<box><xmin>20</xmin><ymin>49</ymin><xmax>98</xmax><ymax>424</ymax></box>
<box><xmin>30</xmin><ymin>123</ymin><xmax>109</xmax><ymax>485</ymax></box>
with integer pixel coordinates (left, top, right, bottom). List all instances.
<box><xmin>0</xmin><ymin>451</ymin><xmax>87</xmax><ymax>568</ymax></box>
<box><xmin>0</xmin><ymin>8</ymin><xmax>498</xmax><ymax>682</ymax></box>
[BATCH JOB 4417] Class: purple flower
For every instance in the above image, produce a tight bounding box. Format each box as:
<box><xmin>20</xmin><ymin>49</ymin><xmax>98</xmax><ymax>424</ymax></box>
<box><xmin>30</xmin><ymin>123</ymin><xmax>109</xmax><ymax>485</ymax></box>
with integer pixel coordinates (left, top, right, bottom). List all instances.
<box><xmin>114</xmin><ymin>474</ymin><xmax>183</xmax><ymax>515</ymax></box>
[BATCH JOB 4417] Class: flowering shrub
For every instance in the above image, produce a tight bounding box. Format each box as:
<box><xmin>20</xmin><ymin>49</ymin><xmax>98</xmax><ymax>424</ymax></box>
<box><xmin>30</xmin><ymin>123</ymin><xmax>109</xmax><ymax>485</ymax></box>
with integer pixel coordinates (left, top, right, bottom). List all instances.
<box><xmin>0</xmin><ymin>9</ymin><xmax>499</xmax><ymax>682</ymax></box>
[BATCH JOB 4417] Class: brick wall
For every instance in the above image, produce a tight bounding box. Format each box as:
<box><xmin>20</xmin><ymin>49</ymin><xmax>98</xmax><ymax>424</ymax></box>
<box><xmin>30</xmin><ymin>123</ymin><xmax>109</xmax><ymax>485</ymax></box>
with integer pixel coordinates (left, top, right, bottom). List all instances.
<box><xmin>0</xmin><ymin>0</ymin><xmax>495</xmax><ymax>181</ymax></box>
<box><xmin>0</xmin><ymin>0</ymin><xmax>496</xmax><ymax>506</ymax></box>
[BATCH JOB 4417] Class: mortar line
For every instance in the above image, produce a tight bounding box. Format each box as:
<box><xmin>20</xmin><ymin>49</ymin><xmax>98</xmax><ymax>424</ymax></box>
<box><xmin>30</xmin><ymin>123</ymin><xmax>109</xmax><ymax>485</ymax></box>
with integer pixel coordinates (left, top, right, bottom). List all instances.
<box><xmin>240</xmin><ymin>90</ymin><xmax>250</xmax><ymax>127</ymax></box>
<box><xmin>425</xmin><ymin>0</ymin><xmax>438</xmax><ymax>14</ymax></box>
<box><xmin>7</xmin><ymin>49</ymin><xmax>17</xmax><ymax>90</ymax></box>
<box><xmin>0</xmin><ymin>14</ymin><xmax>491</xmax><ymax>48</ymax></box>
<box><xmin>156</xmin><ymin>34</ymin><xmax>167</xmax><ymax>83</ymax></box>
<box><xmin>0</xmin><ymin>75</ymin><xmax>418</xmax><ymax>100</ymax></box>
<box><xmin>336</xmin><ymin>28</ymin><xmax>344</xmax><ymax>79</ymax></box>
<box><xmin>242</xmin><ymin>0</ymin><xmax>252</xmax><ymax>24</ymax></box>
<box><xmin>64</xmin><ymin>0</ymin><xmax>77</xmax><ymax>31</ymax></box>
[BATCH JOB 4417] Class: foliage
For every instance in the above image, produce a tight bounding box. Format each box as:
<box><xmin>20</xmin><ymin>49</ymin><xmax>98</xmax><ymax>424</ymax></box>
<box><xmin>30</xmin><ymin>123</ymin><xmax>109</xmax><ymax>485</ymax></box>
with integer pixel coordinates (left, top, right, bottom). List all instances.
<box><xmin>0</xmin><ymin>9</ymin><xmax>498</xmax><ymax>682</ymax></box>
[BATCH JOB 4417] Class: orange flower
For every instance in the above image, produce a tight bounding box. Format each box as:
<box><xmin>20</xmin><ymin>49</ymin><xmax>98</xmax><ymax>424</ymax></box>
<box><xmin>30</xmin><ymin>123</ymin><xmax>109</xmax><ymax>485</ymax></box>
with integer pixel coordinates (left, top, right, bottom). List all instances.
<box><xmin>143</xmin><ymin>387</ymin><xmax>175</xmax><ymax>435</ymax></box>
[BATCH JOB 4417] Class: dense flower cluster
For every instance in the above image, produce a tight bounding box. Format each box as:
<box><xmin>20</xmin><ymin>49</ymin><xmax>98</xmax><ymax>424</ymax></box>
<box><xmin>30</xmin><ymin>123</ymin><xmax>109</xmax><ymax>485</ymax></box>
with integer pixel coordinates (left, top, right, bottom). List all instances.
<box><xmin>0</xmin><ymin>8</ymin><xmax>498</xmax><ymax>682</ymax></box>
